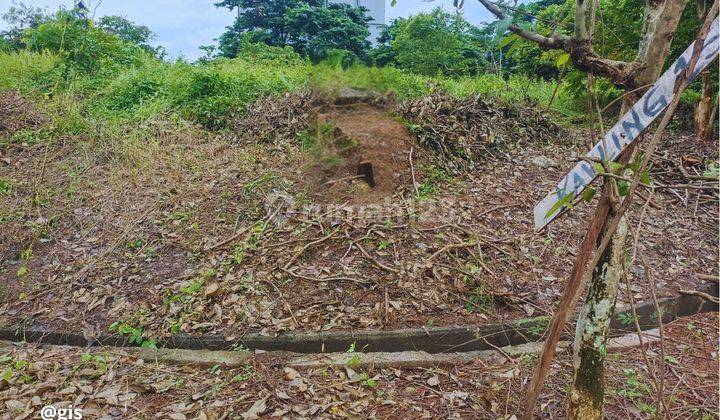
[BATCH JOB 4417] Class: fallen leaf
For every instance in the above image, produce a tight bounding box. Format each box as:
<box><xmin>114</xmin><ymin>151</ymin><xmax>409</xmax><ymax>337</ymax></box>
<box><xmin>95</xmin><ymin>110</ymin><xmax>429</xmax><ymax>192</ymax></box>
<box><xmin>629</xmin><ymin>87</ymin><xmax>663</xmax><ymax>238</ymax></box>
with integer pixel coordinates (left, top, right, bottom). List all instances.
<box><xmin>242</xmin><ymin>396</ymin><xmax>269</xmax><ymax>420</ymax></box>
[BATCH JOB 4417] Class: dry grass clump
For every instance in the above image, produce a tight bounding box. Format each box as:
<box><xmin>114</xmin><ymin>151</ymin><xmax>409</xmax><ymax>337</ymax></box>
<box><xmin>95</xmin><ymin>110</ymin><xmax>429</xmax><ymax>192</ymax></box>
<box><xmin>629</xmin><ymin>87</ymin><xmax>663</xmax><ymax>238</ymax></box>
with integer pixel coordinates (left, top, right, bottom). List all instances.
<box><xmin>233</xmin><ymin>90</ymin><xmax>323</xmax><ymax>145</ymax></box>
<box><xmin>0</xmin><ymin>91</ymin><xmax>45</xmax><ymax>138</ymax></box>
<box><xmin>395</xmin><ymin>93</ymin><xmax>562</xmax><ymax>171</ymax></box>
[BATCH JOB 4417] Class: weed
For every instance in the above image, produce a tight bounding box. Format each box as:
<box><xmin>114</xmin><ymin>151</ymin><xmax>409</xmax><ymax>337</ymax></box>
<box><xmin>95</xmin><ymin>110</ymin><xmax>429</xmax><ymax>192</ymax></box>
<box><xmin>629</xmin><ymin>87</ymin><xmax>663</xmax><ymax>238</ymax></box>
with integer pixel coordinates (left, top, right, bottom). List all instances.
<box><xmin>617</xmin><ymin>312</ymin><xmax>633</xmax><ymax>326</ymax></box>
<box><xmin>109</xmin><ymin>321</ymin><xmax>157</xmax><ymax>349</ymax></box>
<box><xmin>78</xmin><ymin>352</ymin><xmax>109</xmax><ymax>377</ymax></box>
<box><xmin>618</xmin><ymin>368</ymin><xmax>650</xmax><ymax>399</ymax></box>
<box><xmin>232</xmin><ymin>342</ymin><xmax>249</xmax><ymax>352</ymax></box>
<box><xmin>465</xmin><ymin>288</ymin><xmax>493</xmax><ymax>314</ymax></box>
<box><xmin>346</xmin><ymin>342</ymin><xmax>362</xmax><ymax>368</ymax></box>
<box><xmin>358</xmin><ymin>372</ymin><xmax>377</xmax><ymax>388</ymax></box>
<box><xmin>231</xmin><ymin>363</ymin><xmax>254</xmax><ymax>382</ymax></box>
<box><xmin>417</xmin><ymin>165</ymin><xmax>450</xmax><ymax>199</ymax></box>
<box><xmin>1</xmin><ymin>357</ymin><xmax>35</xmax><ymax>385</ymax></box>
<box><xmin>649</xmin><ymin>306</ymin><xmax>665</xmax><ymax>323</ymax></box>
<box><xmin>521</xmin><ymin>353</ymin><xmax>538</xmax><ymax>368</ymax></box>
<box><xmin>0</xmin><ymin>179</ymin><xmax>13</xmax><ymax>196</ymax></box>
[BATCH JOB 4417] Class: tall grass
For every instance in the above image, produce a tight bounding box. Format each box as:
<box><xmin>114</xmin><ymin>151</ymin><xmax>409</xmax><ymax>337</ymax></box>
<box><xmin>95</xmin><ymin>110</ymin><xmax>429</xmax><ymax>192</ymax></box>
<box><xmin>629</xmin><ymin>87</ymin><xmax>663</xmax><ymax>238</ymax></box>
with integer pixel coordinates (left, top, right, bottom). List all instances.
<box><xmin>311</xmin><ymin>63</ymin><xmax>579</xmax><ymax>117</ymax></box>
<box><xmin>0</xmin><ymin>49</ymin><xmax>581</xmax><ymax>153</ymax></box>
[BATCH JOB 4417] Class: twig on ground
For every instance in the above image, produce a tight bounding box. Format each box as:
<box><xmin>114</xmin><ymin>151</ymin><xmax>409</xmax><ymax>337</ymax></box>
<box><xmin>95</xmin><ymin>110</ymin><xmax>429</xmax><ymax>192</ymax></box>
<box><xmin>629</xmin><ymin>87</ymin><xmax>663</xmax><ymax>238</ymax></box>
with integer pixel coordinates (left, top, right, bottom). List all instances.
<box><xmin>263</xmin><ymin>279</ymin><xmax>300</xmax><ymax>328</ymax></box>
<box><xmin>409</xmin><ymin>146</ymin><xmax>420</xmax><ymax>198</ymax></box>
<box><xmin>205</xmin><ymin>204</ymin><xmax>282</xmax><ymax>251</ymax></box>
<box><xmin>679</xmin><ymin>289</ymin><xmax>720</xmax><ymax>303</ymax></box>
<box><xmin>641</xmin><ymin>256</ymin><xmax>671</xmax><ymax>419</ymax></box>
<box><xmin>281</xmin><ymin>267</ymin><xmax>369</xmax><ymax>284</ymax></box>
<box><xmin>283</xmin><ymin>229</ymin><xmax>339</xmax><ymax>269</ymax></box>
<box><xmin>475</xmin><ymin>204</ymin><xmax>521</xmax><ymax>219</ymax></box>
<box><xmin>695</xmin><ymin>273</ymin><xmax>719</xmax><ymax>282</ymax></box>
<box><xmin>355</xmin><ymin>242</ymin><xmax>399</xmax><ymax>274</ymax></box>
<box><xmin>320</xmin><ymin>175</ymin><xmax>365</xmax><ymax>187</ymax></box>
<box><xmin>624</xmin><ymin>272</ymin><xmax>671</xmax><ymax>419</ymax></box>
<box><xmin>428</xmin><ymin>241</ymin><xmax>477</xmax><ymax>261</ymax></box>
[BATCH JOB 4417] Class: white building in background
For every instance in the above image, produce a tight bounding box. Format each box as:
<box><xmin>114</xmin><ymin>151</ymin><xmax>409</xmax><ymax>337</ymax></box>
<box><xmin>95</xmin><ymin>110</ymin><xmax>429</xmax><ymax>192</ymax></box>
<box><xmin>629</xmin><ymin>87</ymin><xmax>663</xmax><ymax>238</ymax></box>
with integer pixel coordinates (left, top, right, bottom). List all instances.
<box><xmin>332</xmin><ymin>0</ymin><xmax>386</xmax><ymax>44</ymax></box>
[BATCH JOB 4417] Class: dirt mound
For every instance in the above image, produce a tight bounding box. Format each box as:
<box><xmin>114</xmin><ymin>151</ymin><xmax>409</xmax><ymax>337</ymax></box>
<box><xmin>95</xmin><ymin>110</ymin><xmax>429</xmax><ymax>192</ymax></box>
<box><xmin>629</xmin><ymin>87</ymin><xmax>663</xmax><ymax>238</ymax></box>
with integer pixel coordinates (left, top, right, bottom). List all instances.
<box><xmin>0</xmin><ymin>91</ymin><xmax>44</xmax><ymax>138</ymax></box>
<box><xmin>395</xmin><ymin>93</ymin><xmax>562</xmax><ymax>171</ymax></box>
<box><xmin>302</xmin><ymin>104</ymin><xmax>413</xmax><ymax>203</ymax></box>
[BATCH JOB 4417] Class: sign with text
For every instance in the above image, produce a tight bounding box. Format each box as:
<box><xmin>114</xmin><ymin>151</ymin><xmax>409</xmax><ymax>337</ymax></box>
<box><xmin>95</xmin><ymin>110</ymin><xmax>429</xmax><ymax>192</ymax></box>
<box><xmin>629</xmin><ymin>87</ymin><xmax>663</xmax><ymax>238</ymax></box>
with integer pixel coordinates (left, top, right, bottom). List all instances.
<box><xmin>534</xmin><ymin>18</ymin><xmax>720</xmax><ymax>230</ymax></box>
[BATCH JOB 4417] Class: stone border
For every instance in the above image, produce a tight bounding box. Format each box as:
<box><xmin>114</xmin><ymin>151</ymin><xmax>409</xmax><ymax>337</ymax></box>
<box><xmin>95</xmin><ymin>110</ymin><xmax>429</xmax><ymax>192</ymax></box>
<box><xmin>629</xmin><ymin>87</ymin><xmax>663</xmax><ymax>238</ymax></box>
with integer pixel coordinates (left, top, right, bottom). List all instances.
<box><xmin>0</xmin><ymin>283</ymin><xmax>715</xmax><ymax>354</ymax></box>
<box><xmin>286</xmin><ymin>328</ymin><xmax>663</xmax><ymax>369</ymax></box>
<box><xmin>0</xmin><ymin>328</ymin><xmax>662</xmax><ymax>370</ymax></box>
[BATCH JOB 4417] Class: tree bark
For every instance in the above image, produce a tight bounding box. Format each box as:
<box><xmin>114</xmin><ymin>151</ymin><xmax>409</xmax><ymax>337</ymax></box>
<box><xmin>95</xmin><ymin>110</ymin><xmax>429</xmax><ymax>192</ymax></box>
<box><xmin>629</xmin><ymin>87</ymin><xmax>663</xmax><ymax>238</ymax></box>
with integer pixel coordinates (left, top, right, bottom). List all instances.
<box><xmin>568</xmin><ymin>217</ymin><xmax>629</xmax><ymax>419</ymax></box>
<box><xmin>635</xmin><ymin>0</ymin><xmax>690</xmax><ymax>87</ymax></box>
<box><xmin>694</xmin><ymin>69</ymin><xmax>715</xmax><ymax>141</ymax></box>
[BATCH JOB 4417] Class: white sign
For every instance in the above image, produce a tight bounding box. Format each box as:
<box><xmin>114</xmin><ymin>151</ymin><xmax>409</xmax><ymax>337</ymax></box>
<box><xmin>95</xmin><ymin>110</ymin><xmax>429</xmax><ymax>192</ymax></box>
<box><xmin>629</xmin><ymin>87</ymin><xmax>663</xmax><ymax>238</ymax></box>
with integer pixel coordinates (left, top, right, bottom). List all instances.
<box><xmin>534</xmin><ymin>18</ymin><xmax>720</xmax><ymax>230</ymax></box>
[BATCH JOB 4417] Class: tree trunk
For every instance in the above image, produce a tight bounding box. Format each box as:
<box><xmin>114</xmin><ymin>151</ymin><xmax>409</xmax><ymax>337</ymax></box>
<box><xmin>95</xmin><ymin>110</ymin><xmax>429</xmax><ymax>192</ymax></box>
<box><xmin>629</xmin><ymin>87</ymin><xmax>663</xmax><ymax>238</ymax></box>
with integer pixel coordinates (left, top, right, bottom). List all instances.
<box><xmin>694</xmin><ymin>68</ymin><xmax>715</xmax><ymax>141</ymax></box>
<box><xmin>635</xmin><ymin>0</ymin><xmax>689</xmax><ymax>86</ymax></box>
<box><xmin>568</xmin><ymin>216</ymin><xmax>629</xmax><ymax>419</ymax></box>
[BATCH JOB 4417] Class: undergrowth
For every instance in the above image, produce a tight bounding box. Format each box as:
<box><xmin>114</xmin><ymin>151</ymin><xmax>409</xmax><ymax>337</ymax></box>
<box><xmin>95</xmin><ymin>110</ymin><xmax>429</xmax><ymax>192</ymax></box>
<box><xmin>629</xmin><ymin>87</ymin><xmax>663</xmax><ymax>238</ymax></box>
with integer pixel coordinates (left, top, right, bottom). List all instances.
<box><xmin>0</xmin><ymin>49</ymin><xmax>582</xmax><ymax>150</ymax></box>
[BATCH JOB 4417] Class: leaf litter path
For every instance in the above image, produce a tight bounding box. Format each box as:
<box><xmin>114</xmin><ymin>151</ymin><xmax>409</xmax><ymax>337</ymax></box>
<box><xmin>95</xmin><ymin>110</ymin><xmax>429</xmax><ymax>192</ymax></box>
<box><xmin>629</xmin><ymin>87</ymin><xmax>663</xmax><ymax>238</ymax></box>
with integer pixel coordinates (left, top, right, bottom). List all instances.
<box><xmin>0</xmin><ymin>312</ymin><xmax>716</xmax><ymax>418</ymax></box>
<box><xmin>0</xmin><ymin>101</ymin><xmax>717</xmax><ymax>343</ymax></box>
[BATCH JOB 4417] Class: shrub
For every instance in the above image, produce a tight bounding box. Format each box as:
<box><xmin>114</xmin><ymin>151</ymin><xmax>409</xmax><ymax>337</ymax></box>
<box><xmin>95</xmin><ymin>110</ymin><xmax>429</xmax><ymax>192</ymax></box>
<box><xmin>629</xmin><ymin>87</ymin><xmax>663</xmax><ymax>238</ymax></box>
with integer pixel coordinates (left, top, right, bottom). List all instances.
<box><xmin>23</xmin><ymin>10</ymin><xmax>144</xmax><ymax>76</ymax></box>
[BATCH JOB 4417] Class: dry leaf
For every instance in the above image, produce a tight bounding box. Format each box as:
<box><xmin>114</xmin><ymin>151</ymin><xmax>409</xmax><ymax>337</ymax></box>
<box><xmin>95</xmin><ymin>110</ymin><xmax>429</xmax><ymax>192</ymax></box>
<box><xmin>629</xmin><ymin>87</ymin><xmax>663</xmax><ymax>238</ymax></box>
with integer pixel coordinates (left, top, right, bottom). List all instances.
<box><xmin>241</xmin><ymin>396</ymin><xmax>269</xmax><ymax>420</ymax></box>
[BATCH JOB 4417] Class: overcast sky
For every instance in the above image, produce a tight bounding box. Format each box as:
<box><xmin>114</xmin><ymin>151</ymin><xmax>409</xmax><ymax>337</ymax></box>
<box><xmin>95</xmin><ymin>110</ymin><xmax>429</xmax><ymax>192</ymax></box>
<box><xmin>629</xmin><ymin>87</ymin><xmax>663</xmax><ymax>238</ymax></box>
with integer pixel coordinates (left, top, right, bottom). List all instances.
<box><xmin>1</xmin><ymin>0</ymin><xmax>499</xmax><ymax>60</ymax></box>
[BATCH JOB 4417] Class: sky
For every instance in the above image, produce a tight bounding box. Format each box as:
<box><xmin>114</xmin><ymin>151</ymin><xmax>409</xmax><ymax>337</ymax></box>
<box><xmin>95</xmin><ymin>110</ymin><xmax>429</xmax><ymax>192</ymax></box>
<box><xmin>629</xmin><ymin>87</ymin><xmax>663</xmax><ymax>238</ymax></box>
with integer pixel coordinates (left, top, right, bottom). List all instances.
<box><xmin>1</xmin><ymin>0</ymin><xmax>499</xmax><ymax>60</ymax></box>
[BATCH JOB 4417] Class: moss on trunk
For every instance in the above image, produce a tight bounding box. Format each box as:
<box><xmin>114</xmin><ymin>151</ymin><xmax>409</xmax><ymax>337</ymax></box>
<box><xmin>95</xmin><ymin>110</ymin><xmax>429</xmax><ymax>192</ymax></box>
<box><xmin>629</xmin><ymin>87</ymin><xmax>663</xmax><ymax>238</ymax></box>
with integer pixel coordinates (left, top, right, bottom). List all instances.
<box><xmin>569</xmin><ymin>218</ymin><xmax>629</xmax><ymax>419</ymax></box>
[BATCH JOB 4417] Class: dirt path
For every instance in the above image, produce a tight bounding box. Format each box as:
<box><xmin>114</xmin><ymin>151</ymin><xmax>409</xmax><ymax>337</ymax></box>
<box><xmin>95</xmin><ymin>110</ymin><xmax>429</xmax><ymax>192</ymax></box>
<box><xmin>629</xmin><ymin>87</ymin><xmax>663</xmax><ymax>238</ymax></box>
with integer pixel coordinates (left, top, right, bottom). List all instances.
<box><xmin>301</xmin><ymin>103</ymin><xmax>414</xmax><ymax>204</ymax></box>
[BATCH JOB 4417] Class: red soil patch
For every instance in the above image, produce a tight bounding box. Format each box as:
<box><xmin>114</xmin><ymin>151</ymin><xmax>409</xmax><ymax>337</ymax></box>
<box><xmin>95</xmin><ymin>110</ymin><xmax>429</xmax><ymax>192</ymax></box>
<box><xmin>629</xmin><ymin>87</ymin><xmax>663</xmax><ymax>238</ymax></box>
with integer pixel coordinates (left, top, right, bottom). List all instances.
<box><xmin>307</xmin><ymin>104</ymin><xmax>414</xmax><ymax>203</ymax></box>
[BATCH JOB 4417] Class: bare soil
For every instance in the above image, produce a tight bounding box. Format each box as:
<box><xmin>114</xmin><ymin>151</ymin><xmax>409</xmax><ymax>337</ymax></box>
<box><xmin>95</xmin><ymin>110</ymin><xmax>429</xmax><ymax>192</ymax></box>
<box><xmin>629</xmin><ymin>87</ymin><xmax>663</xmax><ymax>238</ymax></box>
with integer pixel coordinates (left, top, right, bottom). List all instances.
<box><xmin>302</xmin><ymin>104</ymin><xmax>413</xmax><ymax>204</ymax></box>
<box><xmin>0</xmin><ymin>100</ymin><xmax>717</xmax><ymax>343</ymax></box>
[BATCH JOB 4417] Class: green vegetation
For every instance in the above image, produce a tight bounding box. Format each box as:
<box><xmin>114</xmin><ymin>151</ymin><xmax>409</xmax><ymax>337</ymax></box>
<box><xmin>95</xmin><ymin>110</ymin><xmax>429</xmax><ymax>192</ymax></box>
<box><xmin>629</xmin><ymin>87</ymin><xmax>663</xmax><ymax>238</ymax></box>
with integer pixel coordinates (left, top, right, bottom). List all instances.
<box><xmin>213</xmin><ymin>0</ymin><xmax>371</xmax><ymax>62</ymax></box>
<box><xmin>0</xmin><ymin>2</ymin><xmax>593</xmax><ymax>153</ymax></box>
<box><xmin>108</xmin><ymin>320</ymin><xmax>158</xmax><ymax>349</ymax></box>
<box><xmin>0</xmin><ymin>0</ymin><xmax>712</xmax><ymax>138</ymax></box>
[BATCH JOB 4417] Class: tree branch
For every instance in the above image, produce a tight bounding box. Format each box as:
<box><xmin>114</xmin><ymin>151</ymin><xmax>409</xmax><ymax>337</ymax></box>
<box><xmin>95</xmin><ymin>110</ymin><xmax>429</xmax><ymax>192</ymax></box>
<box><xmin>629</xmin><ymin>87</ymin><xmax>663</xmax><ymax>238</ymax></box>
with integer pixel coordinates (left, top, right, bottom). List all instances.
<box><xmin>575</xmin><ymin>0</ymin><xmax>588</xmax><ymax>39</ymax></box>
<box><xmin>478</xmin><ymin>0</ymin><xmax>640</xmax><ymax>87</ymax></box>
<box><xmin>509</xmin><ymin>23</ymin><xmax>570</xmax><ymax>49</ymax></box>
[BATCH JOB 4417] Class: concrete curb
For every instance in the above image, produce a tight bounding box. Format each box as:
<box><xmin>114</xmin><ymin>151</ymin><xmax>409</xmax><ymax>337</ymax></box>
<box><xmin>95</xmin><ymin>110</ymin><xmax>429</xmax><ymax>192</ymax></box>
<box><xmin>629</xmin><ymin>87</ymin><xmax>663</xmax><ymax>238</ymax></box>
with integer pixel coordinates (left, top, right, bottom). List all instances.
<box><xmin>0</xmin><ymin>282</ymin><xmax>715</xmax><ymax>354</ymax></box>
<box><xmin>0</xmin><ymin>328</ymin><xmax>661</xmax><ymax>370</ymax></box>
<box><xmin>286</xmin><ymin>328</ymin><xmax>662</xmax><ymax>369</ymax></box>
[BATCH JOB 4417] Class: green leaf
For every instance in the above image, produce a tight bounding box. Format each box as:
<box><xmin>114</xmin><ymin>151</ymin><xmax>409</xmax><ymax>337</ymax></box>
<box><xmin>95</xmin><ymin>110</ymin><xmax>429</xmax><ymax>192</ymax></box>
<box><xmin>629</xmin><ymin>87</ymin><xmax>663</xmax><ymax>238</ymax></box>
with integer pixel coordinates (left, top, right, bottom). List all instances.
<box><xmin>545</xmin><ymin>192</ymin><xmax>574</xmax><ymax>219</ymax></box>
<box><xmin>618</xmin><ymin>180</ymin><xmax>629</xmax><ymax>197</ymax></box>
<box><xmin>581</xmin><ymin>187</ymin><xmax>596</xmax><ymax>202</ymax></box>
<box><xmin>141</xmin><ymin>339</ymin><xmax>158</xmax><ymax>349</ymax></box>
<box><xmin>640</xmin><ymin>171</ymin><xmax>651</xmax><ymax>185</ymax></box>
<box><xmin>703</xmin><ymin>162</ymin><xmax>719</xmax><ymax>178</ymax></box>
<box><xmin>556</xmin><ymin>53</ymin><xmax>570</xmax><ymax>67</ymax></box>
<box><xmin>1</xmin><ymin>368</ymin><xmax>12</xmax><ymax>382</ymax></box>
<box><xmin>497</xmin><ymin>34</ymin><xmax>518</xmax><ymax>49</ymax></box>
<box><xmin>593</xmin><ymin>162</ymin><xmax>605</xmax><ymax>174</ymax></box>
<box><xmin>495</xmin><ymin>16</ymin><xmax>513</xmax><ymax>37</ymax></box>
<box><xmin>390</xmin><ymin>0</ymin><xmax>397</xmax><ymax>6</ymax></box>
<box><xmin>664</xmin><ymin>355</ymin><xmax>679</xmax><ymax>365</ymax></box>
<box><xmin>609</xmin><ymin>161</ymin><xmax>624</xmax><ymax>172</ymax></box>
